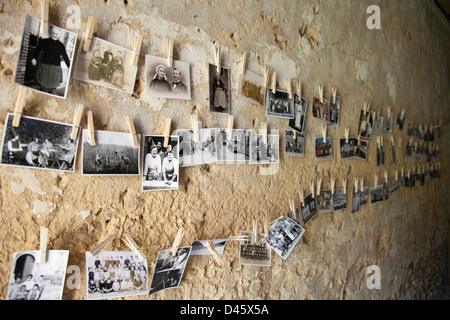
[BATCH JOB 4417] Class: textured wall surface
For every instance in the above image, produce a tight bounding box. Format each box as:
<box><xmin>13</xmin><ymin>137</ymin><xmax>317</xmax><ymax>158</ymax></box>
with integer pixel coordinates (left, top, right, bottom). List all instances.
<box><xmin>0</xmin><ymin>0</ymin><xmax>449</xmax><ymax>300</ymax></box>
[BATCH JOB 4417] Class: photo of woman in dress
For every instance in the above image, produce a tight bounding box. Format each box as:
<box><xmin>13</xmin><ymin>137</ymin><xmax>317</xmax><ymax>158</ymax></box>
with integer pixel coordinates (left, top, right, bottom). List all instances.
<box><xmin>209</xmin><ymin>64</ymin><xmax>230</xmax><ymax>114</ymax></box>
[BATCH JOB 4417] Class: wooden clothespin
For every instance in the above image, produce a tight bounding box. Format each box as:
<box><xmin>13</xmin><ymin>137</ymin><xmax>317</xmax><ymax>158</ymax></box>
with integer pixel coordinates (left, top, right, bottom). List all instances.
<box><xmin>299</xmin><ymin>189</ymin><xmax>304</xmax><ymax>206</ymax></box>
<box><xmin>345</xmin><ymin>127</ymin><xmax>349</xmax><ymax>143</ymax></box>
<box><xmin>70</xmin><ymin>103</ymin><xmax>84</xmax><ymax>140</ymax></box>
<box><xmin>253</xmin><ymin>219</ymin><xmax>259</xmax><ymax>244</ymax></box>
<box><xmin>296</xmin><ymin>81</ymin><xmax>302</xmax><ymax>100</ymax></box>
<box><xmin>91</xmin><ymin>235</ymin><xmax>115</xmax><ymax>256</ymax></box>
<box><xmin>407</xmin><ymin>168</ymin><xmax>411</xmax><ymax>179</ymax></box>
<box><xmin>123</xmin><ymin>233</ymin><xmax>145</xmax><ymax>260</ymax></box>
<box><xmin>400</xmin><ymin>107</ymin><xmax>406</xmax><ymax>120</ymax></box>
<box><xmin>171</xmin><ymin>227</ymin><xmax>185</xmax><ymax>256</ymax></box>
<box><xmin>286</xmin><ymin>79</ymin><xmax>292</xmax><ymax>99</ymax></box>
<box><xmin>292</xmin><ymin>129</ymin><xmax>297</xmax><ymax>140</ymax></box>
<box><xmin>13</xmin><ymin>87</ymin><xmax>27</xmax><ymax>127</ymax></box>
<box><xmin>125</xmin><ymin>115</ymin><xmax>139</xmax><ymax>146</ymax></box>
<box><xmin>331</xmin><ymin>177</ymin><xmax>335</xmax><ymax>195</ymax></box>
<box><xmin>401</xmin><ymin>166</ymin><xmax>404</xmax><ymax>178</ymax></box>
<box><xmin>342</xmin><ymin>178</ymin><xmax>347</xmax><ymax>194</ymax></box>
<box><xmin>205</xmin><ymin>240</ymin><xmax>222</xmax><ymax>265</ymax></box>
<box><xmin>374</xmin><ymin>174</ymin><xmax>379</xmax><ymax>186</ymax></box>
<box><xmin>163</xmin><ymin>118</ymin><xmax>171</xmax><ymax>148</ymax></box>
<box><xmin>384</xmin><ymin>170</ymin><xmax>388</xmax><ymax>183</ymax></box>
<box><xmin>376</xmin><ymin>106</ymin><xmax>381</xmax><ymax>120</ymax></box>
<box><xmin>289</xmin><ymin>200</ymin><xmax>295</xmax><ymax>214</ymax></box>
<box><xmin>380</xmin><ymin>134</ymin><xmax>384</xmax><ymax>147</ymax></box>
<box><xmin>214</xmin><ymin>44</ymin><xmax>221</xmax><ymax>74</ymax></box>
<box><xmin>398</xmin><ymin>136</ymin><xmax>402</xmax><ymax>149</ymax></box>
<box><xmin>409</xmin><ymin>136</ymin><xmax>414</xmax><ymax>147</ymax></box>
<box><xmin>387</xmin><ymin>105</ymin><xmax>391</xmax><ymax>118</ymax></box>
<box><xmin>132</xmin><ymin>34</ymin><xmax>143</xmax><ymax>67</ymax></box>
<box><xmin>395</xmin><ymin>169</ymin><xmax>399</xmax><ymax>181</ymax></box>
<box><xmin>227</xmin><ymin>115</ymin><xmax>234</xmax><ymax>141</ymax></box>
<box><xmin>240</xmin><ymin>51</ymin><xmax>247</xmax><ymax>75</ymax></box>
<box><xmin>316</xmin><ymin>178</ymin><xmax>322</xmax><ymax>197</ymax></box>
<box><xmin>87</xmin><ymin>110</ymin><xmax>95</xmax><ymax>146</ymax></box>
<box><xmin>390</xmin><ymin>135</ymin><xmax>395</xmax><ymax>145</ymax></box>
<box><xmin>310</xmin><ymin>181</ymin><xmax>315</xmax><ymax>199</ymax></box>
<box><xmin>331</xmin><ymin>87</ymin><xmax>337</xmax><ymax>104</ymax></box>
<box><xmin>264</xmin><ymin>216</ymin><xmax>270</xmax><ymax>238</ymax></box>
<box><xmin>357</xmin><ymin>131</ymin><xmax>361</xmax><ymax>145</ymax></box>
<box><xmin>322</xmin><ymin>125</ymin><xmax>327</xmax><ymax>141</ymax></box>
<box><xmin>318</xmin><ymin>85</ymin><xmax>324</xmax><ymax>103</ymax></box>
<box><xmin>260</xmin><ymin>121</ymin><xmax>267</xmax><ymax>144</ymax></box>
<box><xmin>263</xmin><ymin>66</ymin><xmax>271</xmax><ymax>88</ymax></box>
<box><xmin>40</xmin><ymin>0</ymin><xmax>49</xmax><ymax>36</ymax></box>
<box><xmin>363</xmin><ymin>101</ymin><xmax>370</xmax><ymax>115</ymax></box>
<box><xmin>39</xmin><ymin>226</ymin><xmax>48</xmax><ymax>264</ymax></box>
<box><xmin>354</xmin><ymin>177</ymin><xmax>359</xmax><ymax>192</ymax></box>
<box><xmin>271</xmin><ymin>71</ymin><xmax>277</xmax><ymax>94</ymax></box>
<box><xmin>167</xmin><ymin>38</ymin><xmax>174</xmax><ymax>68</ymax></box>
<box><xmin>83</xmin><ymin>16</ymin><xmax>96</xmax><ymax>52</ymax></box>
<box><xmin>191</xmin><ymin>113</ymin><xmax>200</xmax><ymax>143</ymax></box>
<box><xmin>360</xmin><ymin>177</ymin><xmax>364</xmax><ymax>192</ymax></box>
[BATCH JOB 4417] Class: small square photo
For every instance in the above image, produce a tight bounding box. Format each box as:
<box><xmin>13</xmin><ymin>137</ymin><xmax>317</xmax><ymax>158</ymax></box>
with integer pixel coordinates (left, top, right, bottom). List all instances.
<box><xmin>265</xmin><ymin>88</ymin><xmax>295</xmax><ymax>119</ymax></box>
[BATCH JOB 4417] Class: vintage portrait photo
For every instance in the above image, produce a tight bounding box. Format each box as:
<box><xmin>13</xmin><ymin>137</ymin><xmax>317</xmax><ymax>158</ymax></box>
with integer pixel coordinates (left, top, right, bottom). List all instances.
<box><xmin>265</xmin><ymin>88</ymin><xmax>294</xmax><ymax>119</ymax></box>
<box><xmin>82</xmin><ymin>129</ymin><xmax>140</xmax><ymax>175</ymax></box>
<box><xmin>315</xmin><ymin>137</ymin><xmax>332</xmax><ymax>161</ymax></box>
<box><xmin>385</xmin><ymin>113</ymin><xmax>393</xmax><ymax>134</ymax></box>
<box><xmin>354</xmin><ymin>139</ymin><xmax>369</xmax><ymax>160</ymax></box>
<box><xmin>289</xmin><ymin>93</ymin><xmax>308</xmax><ymax>133</ymax></box>
<box><xmin>285</xmin><ymin>130</ymin><xmax>305</xmax><ymax>157</ymax></box>
<box><xmin>14</xmin><ymin>15</ymin><xmax>77</xmax><ymax>99</ymax></box>
<box><xmin>239</xmin><ymin>231</ymin><xmax>271</xmax><ymax>267</ymax></box>
<box><xmin>149</xmin><ymin>247</ymin><xmax>191</xmax><ymax>295</ymax></box>
<box><xmin>301</xmin><ymin>192</ymin><xmax>318</xmax><ymax>224</ymax></box>
<box><xmin>358</xmin><ymin>110</ymin><xmax>375</xmax><ymax>139</ymax></box>
<box><xmin>145</xmin><ymin>55</ymin><xmax>191</xmax><ymax>100</ymax></box>
<box><xmin>7</xmin><ymin>250</ymin><xmax>69</xmax><ymax>300</ymax></box>
<box><xmin>73</xmin><ymin>34</ymin><xmax>138</xmax><ymax>94</ymax></box>
<box><xmin>373</xmin><ymin>116</ymin><xmax>384</xmax><ymax>135</ymax></box>
<box><xmin>316</xmin><ymin>189</ymin><xmax>333</xmax><ymax>213</ymax></box>
<box><xmin>265</xmin><ymin>217</ymin><xmax>305</xmax><ymax>260</ymax></box>
<box><xmin>142</xmin><ymin>135</ymin><xmax>179</xmax><ymax>191</ymax></box>
<box><xmin>370</xmin><ymin>185</ymin><xmax>384</xmax><ymax>205</ymax></box>
<box><xmin>351</xmin><ymin>187</ymin><xmax>360</xmax><ymax>214</ymax></box>
<box><xmin>312</xmin><ymin>94</ymin><xmax>330</xmax><ymax>122</ymax></box>
<box><xmin>333</xmin><ymin>188</ymin><xmax>347</xmax><ymax>211</ymax></box>
<box><xmin>1</xmin><ymin>113</ymin><xmax>79</xmax><ymax>172</ymax></box>
<box><xmin>190</xmin><ymin>240</ymin><xmax>228</xmax><ymax>256</ymax></box>
<box><xmin>249</xmin><ymin>134</ymin><xmax>280</xmax><ymax>164</ymax></box>
<box><xmin>340</xmin><ymin>138</ymin><xmax>355</xmax><ymax>159</ymax></box>
<box><xmin>238</xmin><ymin>70</ymin><xmax>265</xmax><ymax>106</ymax></box>
<box><xmin>86</xmin><ymin>251</ymin><xmax>148</xmax><ymax>300</ymax></box>
<box><xmin>209</xmin><ymin>63</ymin><xmax>231</xmax><ymax>114</ymax></box>
<box><xmin>360</xmin><ymin>186</ymin><xmax>369</xmax><ymax>207</ymax></box>
<box><xmin>328</xmin><ymin>95</ymin><xmax>341</xmax><ymax>127</ymax></box>
<box><xmin>395</xmin><ymin>112</ymin><xmax>405</xmax><ymax>130</ymax></box>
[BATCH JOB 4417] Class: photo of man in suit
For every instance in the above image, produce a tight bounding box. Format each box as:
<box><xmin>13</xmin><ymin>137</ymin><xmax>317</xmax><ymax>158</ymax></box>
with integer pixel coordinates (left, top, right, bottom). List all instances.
<box><xmin>171</xmin><ymin>68</ymin><xmax>188</xmax><ymax>97</ymax></box>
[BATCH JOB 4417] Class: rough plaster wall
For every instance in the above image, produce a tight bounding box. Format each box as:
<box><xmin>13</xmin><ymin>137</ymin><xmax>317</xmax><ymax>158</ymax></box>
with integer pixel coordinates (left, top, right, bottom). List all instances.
<box><xmin>0</xmin><ymin>0</ymin><xmax>449</xmax><ymax>300</ymax></box>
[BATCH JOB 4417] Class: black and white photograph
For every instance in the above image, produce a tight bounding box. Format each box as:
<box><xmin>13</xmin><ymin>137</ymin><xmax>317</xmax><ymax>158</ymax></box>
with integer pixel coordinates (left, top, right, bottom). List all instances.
<box><xmin>238</xmin><ymin>70</ymin><xmax>265</xmax><ymax>107</ymax></box>
<box><xmin>354</xmin><ymin>139</ymin><xmax>369</xmax><ymax>160</ymax></box>
<box><xmin>395</xmin><ymin>112</ymin><xmax>405</xmax><ymax>130</ymax></box>
<box><xmin>360</xmin><ymin>186</ymin><xmax>369</xmax><ymax>207</ymax></box>
<box><xmin>289</xmin><ymin>93</ymin><xmax>308</xmax><ymax>133</ymax></box>
<box><xmin>351</xmin><ymin>187</ymin><xmax>360</xmax><ymax>214</ymax></box>
<box><xmin>265</xmin><ymin>88</ymin><xmax>294</xmax><ymax>119</ymax></box>
<box><xmin>145</xmin><ymin>55</ymin><xmax>191</xmax><ymax>100</ymax></box>
<box><xmin>301</xmin><ymin>193</ymin><xmax>318</xmax><ymax>224</ymax></box>
<box><xmin>391</xmin><ymin>143</ymin><xmax>397</xmax><ymax>163</ymax></box>
<box><xmin>332</xmin><ymin>188</ymin><xmax>347</xmax><ymax>211</ymax></box>
<box><xmin>82</xmin><ymin>129</ymin><xmax>140</xmax><ymax>175</ymax></box>
<box><xmin>190</xmin><ymin>240</ymin><xmax>229</xmax><ymax>256</ymax></box>
<box><xmin>328</xmin><ymin>95</ymin><xmax>341</xmax><ymax>127</ymax></box>
<box><xmin>384</xmin><ymin>113</ymin><xmax>393</xmax><ymax>134</ymax></box>
<box><xmin>358</xmin><ymin>110</ymin><xmax>375</xmax><ymax>139</ymax></box>
<box><xmin>199</xmin><ymin>128</ymin><xmax>219</xmax><ymax>164</ymax></box>
<box><xmin>316</xmin><ymin>189</ymin><xmax>333</xmax><ymax>213</ymax></box>
<box><xmin>7</xmin><ymin>250</ymin><xmax>69</xmax><ymax>300</ymax></box>
<box><xmin>239</xmin><ymin>231</ymin><xmax>271</xmax><ymax>267</ymax></box>
<box><xmin>373</xmin><ymin>116</ymin><xmax>384</xmax><ymax>135</ymax></box>
<box><xmin>14</xmin><ymin>14</ymin><xmax>77</xmax><ymax>99</ymax></box>
<box><xmin>376</xmin><ymin>144</ymin><xmax>383</xmax><ymax>167</ymax></box>
<box><xmin>73</xmin><ymin>34</ymin><xmax>138</xmax><ymax>94</ymax></box>
<box><xmin>149</xmin><ymin>247</ymin><xmax>191</xmax><ymax>295</ymax></box>
<box><xmin>86</xmin><ymin>251</ymin><xmax>148</xmax><ymax>300</ymax></box>
<box><xmin>340</xmin><ymin>138</ymin><xmax>355</xmax><ymax>159</ymax></box>
<box><xmin>249</xmin><ymin>134</ymin><xmax>280</xmax><ymax>164</ymax></box>
<box><xmin>315</xmin><ymin>137</ymin><xmax>332</xmax><ymax>161</ymax></box>
<box><xmin>0</xmin><ymin>113</ymin><xmax>79</xmax><ymax>172</ymax></box>
<box><xmin>415</xmin><ymin>127</ymin><xmax>425</xmax><ymax>142</ymax></box>
<box><xmin>216</xmin><ymin>128</ymin><xmax>249</xmax><ymax>163</ymax></box>
<box><xmin>388</xmin><ymin>178</ymin><xmax>399</xmax><ymax>193</ymax></box>
<box><xmin>142</xmin><ymin>135</ymin><xmax>180</xmax><ymax>191</ymax></box>
<box><xmin>312</xmin><ymin>95</ymin><xmax>330</xmax><ymax>122</ymax></box>
<box><xmin>209</xmin><ymin>63</ymin><xmax>231</xmax><ymax>114</ymax></box>
<box><xmin>265</xmin><ymin>217</ymin><xmax>304</xmax><ymax>261</ymax></box>
<box><xmin>370</xmin><ymin>185</ymin><xmax>384</xmax><ymax>205</ymax></box>
<box><xmin>285</xmin><ymin>130</ymin><xmax>305</xmax><ymax>157</ymax></box>
<box><xmin>176</xmin><ymin>129</ymin><xmax>201</xmax><ymax>167</ymax></box>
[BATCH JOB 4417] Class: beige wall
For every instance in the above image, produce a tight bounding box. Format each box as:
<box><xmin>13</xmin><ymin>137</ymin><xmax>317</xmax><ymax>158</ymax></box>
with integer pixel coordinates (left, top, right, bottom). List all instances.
<box><xmin>0</xmin><ymin>0</ymin><xmax>448</xmax><ymax>300</ymax></box>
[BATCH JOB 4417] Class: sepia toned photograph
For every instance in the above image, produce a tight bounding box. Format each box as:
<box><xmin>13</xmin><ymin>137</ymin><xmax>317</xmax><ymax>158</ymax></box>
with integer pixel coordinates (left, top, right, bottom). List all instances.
<box><xmin>351</xmin><ymin>187</ymin><xmax>360</xmax><ymax>214</ymax></box>
<box><xmin>312</xmin><ymin>95</ymin><xmax>330</xmax><ymax>122</ymax></box>
<box><xmin>14</xmin><ymin>15</ymin><xmax>77</xmax><ymax>99</ymax></box>
<box><xmin>7</xmin><ymin>250</ymin><xmax>69</xmax><ymax>300</ymax></box>
<box><xmin>145</xmin><ymin>55</ymin><xmax>191</xmax><ymax>100</ymax></box>
<box><xmin>301</xmin><ymin>192</ymin><xmax>318</xmax><ymax>224</ymax></box>
<box><xmin>340</xmin><ymin>138</ymin><xmax>355</xmax><ymax>159</ymax></box>
<box><xmin>239</xmin><ymin>231</ymin><xmax>271</xmax><ymax>267</ymax></box>
<box><xmin>370</xmin><ymin>185</ymin><xmax>384</xmax><ymax>205</ymax></box>
<box><xmin>142</xmin><ymin>135</ymin><xmax>180</xmax><ymax>191</ymax></box>
<box><xmin>372</xmin><ymin>116</ymin><xmax>384</xmax><ymax>135</ymax></box>
<box><xmin>73</xmin><ymin>34</ymin><xmax>138</xmax><ymax>94</ymax></box>
<box><xmin>190</xmin><ymin>240</ymin><xmax>229</xmax><ymax>256</ymax></box>
<box><xmin>238</xmin><ymin>70</ymin><xmax>265</xmax><ymax>106</ymax></box>
<box><xmin>209</xmin><ymin>63</ymin><xmax>231</xmax><ymax>114</ymax></box>
<box><xmin>289</xmin><ymin>93</ymin><xmax>308</xmax><ymax>133</ymax></box>
<box><xmin>316</xmin><ymin>189</ymin><xmax>333</xmax><ymax>213</ymax></box>
<box><xmin>354</xmin><ymin>139</ymin><xmax>369</xmax><ymax>160</ymax></box>
<box><xmin>265</xmin><ymin>217</ymin><xmax>305</xmax><ymax>261</ymax></box>
<box><xmin>358</xmin><ymin>110</ymin><xmax>376</xmax><ymax>139</ymax></box>
<box><xmin>1</xmin><ymin>113</ymin><xmax>79</xmax><ymax>172</ymax></box>
<box><xmin>315</xmin><ymin>137</ymin><xmax>332</xmax><ymax>161</ymax></box>
<box><xmin>385</xmin><ymin>113</ymin><xmax>393</xmax><ymax>134</ymax></box>
<box><xmin>333</xmin><ymin>188</ymin><xmax>347</xmax><ymax>211</ymax></box>
<box><xmin>82</xmin><ymin>129</ymin><xmax>140</xmax><ymax>175</ymax></box>
<box><xmin>149</xmin><ymin>247</ymin><xmax>191</xmax><ymax>295</ymax></box>
<box><xmin>265</xmin><ymin>88</ymin><xmax>294</xmax><ymax>119</ymax></box>
<box><xmin>249</xmin><ymin>134</ymin><xmax>280</xmax><ymax>164</ymax></box>
<box><xmin>285</xmin><ymin>130</ymin><xmax>305</xmax><ymax>157</ymax></box>
<box><xmin>328</xmin><ymin>95</ymin><xmax>341</xmax><ymax>127</ymax></box>
<box><xmin>86</xmin><ymin>251</ymin><xmax>148</xmax><ymax>300</ymax></box>
<box><xmin>360</xmin><ymin>186</ymin><xmax>369</xmax><ymax>207</ymax></box>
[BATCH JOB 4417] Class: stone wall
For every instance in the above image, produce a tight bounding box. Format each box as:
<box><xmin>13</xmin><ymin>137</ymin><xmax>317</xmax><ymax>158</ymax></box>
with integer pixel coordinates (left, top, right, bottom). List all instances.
<box><xmin>0</xmin><ymin>0</ymin><xmax>448</xmax><ymax>300</ymax></box>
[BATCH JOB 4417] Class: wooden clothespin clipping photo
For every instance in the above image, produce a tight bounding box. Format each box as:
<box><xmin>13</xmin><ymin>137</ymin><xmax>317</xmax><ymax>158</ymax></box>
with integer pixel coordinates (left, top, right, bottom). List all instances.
<box><xmin>83</xmin><ymin>16</ymin><xmax>96</xmax><ymax>52</ymax></box>
<box><xmin>363</xmin><ymin>101</ymin><xmax>370</xmax><ymax>115</ymax></box>
<box><xmin>395</xmin><ymin>169</ymin><xmax>399</xmax><ymax>181</ymax></box>
<box><xmin>331</xmin><ymin>177</ymin><xmax>335</xmax><ymax>195</ymax></box>
<box><xmin>345</xmin><ymin>127</ymin><xmax>349</xmax><ymax>143</ymax></box>
<box><xmin>90</xmin><ymin>235</ymin><xmax>115</xmax><ymax>256</ymax></box>
<box><xmin>125</xmin><ymin>115</ymin><xmax>139</xmax><ymax>146</ymax></box>
<box><xmin>167</xmin><ymin>38</ymin><xmax>174</xmax><ymax>68</ymax></box>
<box><xmin>374</xmin><ymin>174</ymin><xmax>379</xmax><ymax>187</ymax></box>
<box><xmin>263</xmin><ymin>66</ymin><xmax>271</xmax><ymax>88</ymax></box>
<box><xmin>318</xmin><ymin>85</ymin><xmax>324</xmax><ymax>103</ymax></box>
<box><xmin>342</xmin><ymin>178</ymin><xmax>347</xmax><ymax>194</ymax></box>
<box><xmin>132</xmin><ymin>34</ymin><xmax>143</xmax><ymax>67</ymax></box>
<box><xmin>286</xmin><ymin>78</ymin><xmax>293</xmax><ymax>99</ymax></box>
<box><xmin>13</xmin><ymin>86</ymin><xmax>27</xmax><ymax>127</ymax></box>
<box><xmin>289</xmin><ymin>199</ymin><xmax>295</xmax><ymax>216</ymax></box>
<box><xmin>299</xmin><ymin>189</ymin><xmax>305</xmax><ymax>206</ymax></box>
<box><xmin>322</xmin><ymin>125</ymin><xmax>327</xmax><ymax>141</ymax></box>
<box><xmin>123</xmin><ymin>233</ymin><xmax>145</xmax><ymax>260</ymax></box>
<box><xmin>40</xmin><ymin>0</ymin><xmax>49</xmax><ymax>36</ymax></box>
<box><xmin>316</xmin><ymin>177</ymin><xmax>322</xmax><ymax>197</ymax></box>
<box><xmin>296</xmin><ymin>80</ymin><xmax>302</xmax><ymax>100</ymax></box>
<box><xmin>271</xmin><ymin>71</ymin><xmax>277</xmax><ymax>94</ymax></box>
<box><xmin>384</xmin><ymin>170</ymin><xmax>388</xmax><ymax>184</ymax></box>
<box><xmin>241</xmin><ymin>51</ymin><xmax>247</xmax><ymax>75</ymax></box>
<box><xmin>171</xmin><ymin>227</ymin><xmax>185</xmax><ymax>256</ymax></box>
<box><xmin>70</xmin><ymin>103</ymin><xmax>84</xmax><ymax>140</ymax></box>
<box><xmin>163</xmin><ymin>118</ymin><xmax>171</xmax><ymax>148</ymax></box>
<box><xmin>354</xmin><ymin>177</ymin><xmax>359</xmax><ymax>192</ymax></box>
<box><xmin>87</xmin><ymin>110</ymin><xmax>96</xmax><ymax>146</ymax></box>
<box><xmin>205</xmin><ymin>240</ymin><xmax>222</xmax><ymax>265</ymax></box>
<box><xmin>360</xmin><ymin>177</ymin><xmax>364</xmax><ymax>192</ymax></box>
<box><xmin>40</xmin><ymin>226</ymin><xmax>48</xmax><ymax>264</ymax></box>
<box><xmin>214</xmin><ymin>44</ymin><xmax>221</xmax><ymax>73</ymax></box>
<box><xmin>310</xmin><ymin>180</ymin><xmax>315</xmax><ymax>199</ymax></box>
<box><xmin>387</xmin><ymin>105</ymin><xmax>392</xmax><ymax>118</ymax></box>
<box><xmin>227</xmin><ymin>115</ymin><xmax>234</xmax><ymax>141</ymax></box>
<box><xmin>331</xmin><ymin>87</ymin><xmax>337</xmax><ymax>104</ymax></box>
